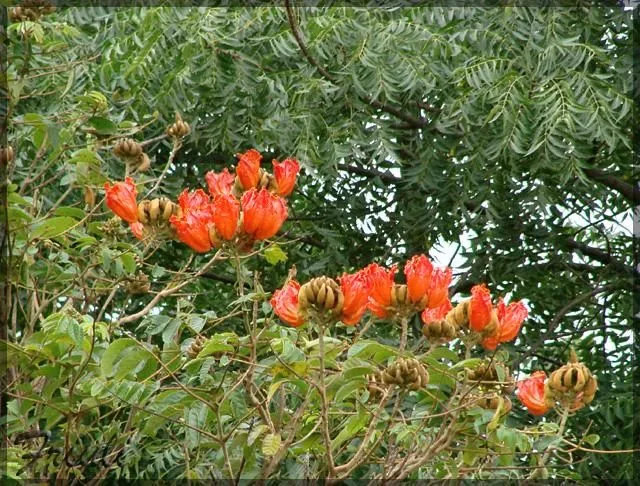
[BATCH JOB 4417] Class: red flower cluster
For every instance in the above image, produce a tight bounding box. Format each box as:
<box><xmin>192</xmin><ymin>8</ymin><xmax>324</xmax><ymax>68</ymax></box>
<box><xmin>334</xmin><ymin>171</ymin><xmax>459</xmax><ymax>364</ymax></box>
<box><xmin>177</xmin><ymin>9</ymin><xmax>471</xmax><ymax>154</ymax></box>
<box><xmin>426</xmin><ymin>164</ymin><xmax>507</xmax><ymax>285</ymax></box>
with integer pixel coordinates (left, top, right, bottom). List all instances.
<box><xmin>104</xmin><ymin>148</ymin><xmax>300</xmax><ymax>253</ymax></box>
<box><xmin>104</xmin><ymin>177</ymin><xmax>144</xmax><ymax>239</ymax></box>
<box><xmin>517</xmin><ymin>371</ymin><xmax>550</xmax><ymax>416</ymax></box>
<box><xmin>271</xmin><ymin>268</ymin><xmax>371</xmax><ymax>328</ymax></box>
<box><xmin>365</xmin><ymin>255</ymin><xmax>452</xmax><ymax>319</ymax></box>
<box><xmin>234</xmin><ymin>148</ymin><xmax>300</xmax><ymax>197</ymax></box>
<box><xmin>271</xmin><ymin>254</ymin><xmax>453</xmax><ymax>327</ymax></box>
<box><xmin>464</xmin><ymin>285</ymin><xmax>527</xmax><ymax>351</ymax></box>
<box><xmin>270</xmin><ymin>280</ymin><xmax>305</xmax><ymax>327</ymax></box>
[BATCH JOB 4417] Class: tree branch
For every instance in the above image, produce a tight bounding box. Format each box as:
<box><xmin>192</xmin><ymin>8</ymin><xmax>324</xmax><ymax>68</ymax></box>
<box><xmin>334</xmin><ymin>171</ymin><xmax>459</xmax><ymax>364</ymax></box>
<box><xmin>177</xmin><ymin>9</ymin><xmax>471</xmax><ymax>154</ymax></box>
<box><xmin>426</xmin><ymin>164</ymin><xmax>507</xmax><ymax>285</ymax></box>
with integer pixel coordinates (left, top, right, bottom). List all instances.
<box><xmin>583</xmin><ymin>168</ymin><xmax>639</xmax><ymax>205</ymax></box>
<box><xmin>512</xmin><ymin>283</ymin><xmax>621</xmax><ymax>369</ymax></box>
<box><xmin>564</xmin><ymin>238</ymin><xmax>636</xmax><ymax>277</ymax></box>
<box><xmin>336</xmin><ymin>163</ymin><xmax>400</xmax><ymax>184</ymax></box>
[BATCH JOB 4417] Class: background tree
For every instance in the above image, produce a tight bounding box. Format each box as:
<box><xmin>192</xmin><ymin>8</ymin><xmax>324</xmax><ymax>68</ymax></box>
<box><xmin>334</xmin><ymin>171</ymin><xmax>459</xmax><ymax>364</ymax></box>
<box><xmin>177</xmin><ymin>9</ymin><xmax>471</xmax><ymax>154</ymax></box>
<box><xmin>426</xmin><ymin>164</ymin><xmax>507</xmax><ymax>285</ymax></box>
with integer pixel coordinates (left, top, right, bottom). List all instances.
<box><xmin>3</xmin><ymin>4</ymin><xmax>636</xmax><ymax>481</ymax></box>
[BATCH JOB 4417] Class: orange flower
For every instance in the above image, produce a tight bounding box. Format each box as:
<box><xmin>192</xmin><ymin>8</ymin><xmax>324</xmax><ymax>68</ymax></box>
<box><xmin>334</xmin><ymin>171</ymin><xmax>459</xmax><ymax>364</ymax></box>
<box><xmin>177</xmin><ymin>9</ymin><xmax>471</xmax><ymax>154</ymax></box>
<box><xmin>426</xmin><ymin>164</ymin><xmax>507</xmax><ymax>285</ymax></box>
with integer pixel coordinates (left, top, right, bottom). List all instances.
<box><xmin>404</xmin><ymin>254</ymin><xmax>433</xmax><ymax>304</ymax></box>
<box><xmin>481</xmin><ymin>298</ymin><xmax>528</xmax><ymax>350</ymax></box>
<box><xmin>212</xmin><ymin>194</ymin><xmax>240</xmax><ymax>240</ymax></box>
<box><xmin>468</xmin><ymin>284</ymin><xmax>493</xmax><ymax>332</ymax></box>
<box><xmin>271</xmin><ymin>280</ymin><xmax>305</xmax><ymax>327</ymax></box>
<box><xmin>517</xmin><ymin>371</ymin><xmax>550</xmax><ymax>416</ymax></box>
<box><xmin>421</xmin><ymin>299</ymin><xmax>452</xmax><ymax>324</ymax></box>
<box><xmin>169</xmin><ymin>189</ymin><xmax>215</xmax><ymax>253</ymax></box>
<box><xmin>240</xmin><ymin>188</ymin><xmax>288</xmax><ymax>240</ymax></box>
<box><xmin>236</xmin><ymin>149</ymin><xmax>262</xmax><ymax>190</ymax></box>
<box><xmin>426</xmin><ymin>266</ymin><xmax>452</xmax><ymax>309</ymax></box>
<box><xmin>364</xmin><ymin>263</ymin><xmax>397</xmax><ymax>318</ymax></box>
<box><xmin>272</xmin><ymin>157</ymin><xmax>300</xmax><ymax>197</ymax></box>
<box><xmin>338</xmin><ymin>269</ymin><xmax>370</xmax><ymax>325</ymax></box>
<box><xmin>104</xmin><ymin>177</ymin><xmax>138</xmax><ymax>223</ymax></box>
<box><xmin>205</xmin><ymin>168</ymin><xmax>235</xmax><ymax>196</ymax></box>
<box><xmin>130</xmin><ymin>221</ymin><xmax>144</xmax><ymax>240</ymax></box>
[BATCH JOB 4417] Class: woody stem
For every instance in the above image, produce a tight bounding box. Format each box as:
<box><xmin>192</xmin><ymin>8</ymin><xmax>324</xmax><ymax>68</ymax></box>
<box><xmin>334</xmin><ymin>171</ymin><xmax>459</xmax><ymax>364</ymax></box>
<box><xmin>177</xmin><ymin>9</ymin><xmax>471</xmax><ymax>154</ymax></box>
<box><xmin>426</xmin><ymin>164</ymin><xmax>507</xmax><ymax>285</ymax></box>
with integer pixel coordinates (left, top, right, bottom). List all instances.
<box><xmin>535</xmin><ymin>405</ymin><xmax>571</xmax><ymax>476</ymax></box>
<box><xmin>399</xmin><ymin>317</ymin><xmax>408</xmax><ymax>353</ymax></box>
<box><xmin>317</xmin><ymin>320</ymin><xmax>336</xmax><ymax>475</ymax></box>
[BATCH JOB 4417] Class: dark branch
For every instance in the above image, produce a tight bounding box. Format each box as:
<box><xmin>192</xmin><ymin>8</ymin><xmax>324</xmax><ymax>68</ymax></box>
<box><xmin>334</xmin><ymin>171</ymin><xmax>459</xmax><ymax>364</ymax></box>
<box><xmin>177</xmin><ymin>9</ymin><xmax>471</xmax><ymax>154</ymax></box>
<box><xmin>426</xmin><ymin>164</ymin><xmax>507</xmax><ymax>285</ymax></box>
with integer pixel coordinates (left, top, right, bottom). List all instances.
<box><xmin>512</xmin><ymin>283</ymin><xmax>622</xmax><ymax>369</ymax></box>
<box><xmin>564</xmin><ymin>238</ymin><xmax>636</xmax><ymax>277</ymax></box>
<box><xmin>583</xmin><ymin>168</ymin><xmax>640</xmax><ymax>205</ymax></box>
<box><xmin>336</xmin><ymin>163</ymin><xmax>400</xmax><ymax>184</ymax></box>
<box><xmin>200</xmin><ymin>273</ymin><xmax>236</xmax><ymax>285</ymax></box>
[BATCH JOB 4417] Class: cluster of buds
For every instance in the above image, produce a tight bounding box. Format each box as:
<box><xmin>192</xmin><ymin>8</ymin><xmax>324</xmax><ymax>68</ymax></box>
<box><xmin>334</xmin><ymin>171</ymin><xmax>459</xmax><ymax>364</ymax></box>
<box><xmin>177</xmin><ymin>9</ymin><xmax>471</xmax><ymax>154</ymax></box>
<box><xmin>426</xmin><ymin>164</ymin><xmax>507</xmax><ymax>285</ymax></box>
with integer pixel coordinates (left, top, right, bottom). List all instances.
<box><xmin>186</xmin><ymin>335</ymin><xmax>207</xmax><ymax>359</ymax></box>
<box><xmin>166</xmin><ymin>113</ymin><xmax>191</xmax><ymax>139</ymax></box>
<box><xmin>9</xmin><ymin>0</ymin><xmax>56</xmax><ymax>22</ymax></box>
<box><xmin>298</xmin><ymin>276</ymin><xmax>345</xmax><ymax>320</ymax></box>
<box><xmin>422</xmin><ymin>285</ymin><xmax>527</xmax><ymax>351</ymax></box>
<box><xmin>517</xmin><ymin>350</ymin><xmax>597</xmax><ymax>416</ymax></box>
<box><xmin>271</xmin><ymin>270</ymin><xmax>370</xmax><ymax>327</ymax></box>
<box><xmin>112</xmin><ymin>138</ymin><xmax>151</xmax><ymax>172</ymax></box>
<box><xmin>124</xmin><ymin>271</ymin><xmax>150</xmax><ymax>295</ymax></box>
<box><xmin>464</xmin><ymin>360</ymin><xmax>515</xmax><ymax>414</ymax></box>
<box><xmin>466</xmin><ymin>360</ymin><xmax>516</xmax><ymax>394</ymax></box>
<box><xmin>103</xmin><ymin>147</ymin><xmax>300</xmax><ymax>253</ymax></box>
<box><xmin>473</xmin><ymin>393</ymin><xmax>513</xmax><ymax>414</ymax></box>
<box><xmin>545</xmin><ymin>350</ymin><xmax>597</xmax><ymax>411</ymax></box>
<box><xmin>367</xmin><ymin>358</ymin><xmax>430</xmax><ymax>398</ymax></box>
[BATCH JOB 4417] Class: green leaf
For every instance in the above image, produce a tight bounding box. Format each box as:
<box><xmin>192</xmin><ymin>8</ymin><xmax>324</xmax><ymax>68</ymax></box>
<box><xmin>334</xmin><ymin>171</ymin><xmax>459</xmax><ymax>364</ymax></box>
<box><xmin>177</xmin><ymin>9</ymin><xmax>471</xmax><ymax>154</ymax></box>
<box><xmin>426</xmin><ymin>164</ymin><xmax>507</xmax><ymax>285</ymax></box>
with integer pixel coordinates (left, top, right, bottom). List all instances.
<box><xmin>262</xmin><ymin>433</ymin><xmax>282</xmax><ymax>456</ymax></box>
<box><xmin>248</xmin><ymin>424</ymin><xmax>269</xmax><ymax>446</ymax></box>
<box><xmin>87</xmin><ymin>116</ymin><xmax>117</xmax><ymax>135</ymax></box>
<box><xmin>161</xmin><ymin>318</ymin><xmax>181</xmax><ymax>344</ymax></box>
<box><xmin>332</xmin><ymin>406</ymin><xmax>368</xmax><ymax>450</ymax></box>
<box><xmin>54</xmin><ymin>207</ymin><xmax>86</xmax><ymax>220</ymax></box>
<box><xmin>584</xmin><ymin>434</ymin><xmax>600</xmax><ymax>446</ymax></box>
<box><xmin>263</xmin><ymin>245</ymin><xmax>288</xmax><ymax>265</ymax></box>
<box><xmin>101</xmin><ymin>338</ymin><xmax>157</xmax><ymax>380</ymax></box>
<box><xmin>198</xmin><ymin>336</ymin><xmax>236</xmax><ymax>358</ymax></box>
<box><xmin>120</xmin><ymin>252</ymin><xmax>137</xmax><ymax>274</ymax></box>
<box><xmin>31</xmin><ymin>216</ymin><xmax>77</xmax><ymax>239</ymax></box>
<box><xmin>429</xmin><ymin>346</ymin><xmax>459</xmax><ymax>362</ymax></box>
<box><xmin>334</xmin><ymin>378</ymin><xmax>365</xmax><ymax>402</ymax></box>
<box><xmin>138</xmin><ymin>315</ymin><xmax>172</xmax><ymax>336</ymax></box>
<box><xmin>66</xmin><ymin>319</ymin><xmax>85</xmax><ymax>348</ymax></box>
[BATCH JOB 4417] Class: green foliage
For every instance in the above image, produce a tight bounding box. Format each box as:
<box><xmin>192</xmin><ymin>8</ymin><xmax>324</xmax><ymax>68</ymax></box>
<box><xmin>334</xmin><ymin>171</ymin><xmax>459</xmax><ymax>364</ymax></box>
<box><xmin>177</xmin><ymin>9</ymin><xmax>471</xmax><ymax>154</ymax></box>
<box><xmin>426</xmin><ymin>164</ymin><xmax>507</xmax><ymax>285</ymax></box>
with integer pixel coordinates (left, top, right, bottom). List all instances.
<box><xmin>3</xmin><ymin>4</ymin><xmax>634</xmax><ymax>482</ymax></box>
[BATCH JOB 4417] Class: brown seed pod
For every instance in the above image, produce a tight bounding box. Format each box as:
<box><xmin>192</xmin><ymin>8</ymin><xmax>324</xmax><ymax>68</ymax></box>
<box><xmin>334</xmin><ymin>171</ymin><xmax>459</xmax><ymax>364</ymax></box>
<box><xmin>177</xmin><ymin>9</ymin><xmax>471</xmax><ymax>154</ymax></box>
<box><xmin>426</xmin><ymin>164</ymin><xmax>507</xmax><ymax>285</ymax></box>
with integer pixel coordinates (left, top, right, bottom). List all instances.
<box><xmin>10</xmin><ymin>6</ymin><xmax>41</xmax><ymax>22</ymax></box>
<box><xmin>446</xmin><ymin>300</ymin><xmax>469</xmax><ymax>328</ymax></box>
<box><xmin>548</xmin><ymin>368</ymin><xmax>568</xmax><ymax>393</ymax></box>
<box><xmin>548</xmin><ymin>355</ymin><xmax>597</xmax><ymax>408</ymax></box>
<box><xmin>124</xmin><ymin>271</ymin><xmax>150</xmax><ymax>295</ymax></box>
<box><xmin>0</xmin><ymin>145</ymin><xmax>15</xmax><ymax>165</ymax></box>
<box><xmin>166</xmin><ymin>112</ymin><xmax>190</xmax><ymax>139</ymax></box>
<box><xmin>422</xmin><ymin>319</ymin><xmax>458</xmax><ymax>343</ymax></box>
<box><xmin>186</xmin><ymin>335</ymin><xmax>207</xmax><ymax>359</ymax></box>
<box><xmin>137</xmin><ymin>197</ymin><xmax>178</xmax><ymax>226</ymax></box>
<box><xmin>390</xmin><ymin>284</ymin><xmax>410</xmax><ymax>308</ymax></box>
<box><xmin>582</xmin><ymin>376</ymin><xmax>598</xmax><ymax>404</ymax></box>
<box><xmin>367</xmin><ymin>371</ymin><xmax>387</xmax><ymax>399</ymax></box>
<box><xmin>256</xmin><ymin>169</ymin><xmax>276</xmax><ymax>192</ymax></box>
<box><xmin>383</xmin><ymin>358</ymin><xmax>429</xmax><ymax>390</ymax></box>
<box><xmin>113</xmin><ymin>138</ymin><xmax>143</xmax><ymax>159</ymax></box>
<box><xmin>298</xmin><ymin>276</ymin><xmax>344</xmax><ymax>316</ymax></box>
<box><xmin>84</xmin><ymin>186</ymin><xmax>96</xmax><ymax>208</ymax></box>
<box><xmin>136</xmin><ymin>152</ymin><xmax>151</xmax><ymax>172</ymax></box>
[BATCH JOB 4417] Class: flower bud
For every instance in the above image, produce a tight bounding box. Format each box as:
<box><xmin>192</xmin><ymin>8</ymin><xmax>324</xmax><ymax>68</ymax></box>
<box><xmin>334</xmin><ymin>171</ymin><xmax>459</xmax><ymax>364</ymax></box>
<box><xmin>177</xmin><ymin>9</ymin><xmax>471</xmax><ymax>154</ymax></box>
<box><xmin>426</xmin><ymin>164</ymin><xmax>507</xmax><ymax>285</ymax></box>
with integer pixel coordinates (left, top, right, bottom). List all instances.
<box><xmin>113</xmin><ymin>138</ymin><xmax>143</xmax><ymax>159</ymax></box>
<box><xmin>298</xmin><ymin>276</ymin><xmax>345</xmax><ymax>317</ymax></box>
<box><xmin>166</xmin><ymin>112</ymin><xmax>190</xmax><ymax>139</ymax></box>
